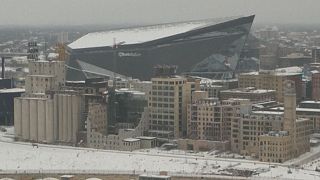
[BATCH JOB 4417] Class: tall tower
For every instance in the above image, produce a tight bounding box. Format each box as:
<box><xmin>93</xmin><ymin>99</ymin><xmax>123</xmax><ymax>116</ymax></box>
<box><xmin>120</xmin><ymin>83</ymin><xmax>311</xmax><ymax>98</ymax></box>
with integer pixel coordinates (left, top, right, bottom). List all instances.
<box><xmin>283</xmin><ymin>80</ymin><xmax>297</xmax><ymax>156</ymax></box>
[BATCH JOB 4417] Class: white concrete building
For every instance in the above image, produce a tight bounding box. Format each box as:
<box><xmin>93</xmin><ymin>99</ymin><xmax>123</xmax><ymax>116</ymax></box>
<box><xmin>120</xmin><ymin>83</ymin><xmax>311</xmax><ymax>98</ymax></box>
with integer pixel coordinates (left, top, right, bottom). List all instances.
<box><xmin>14</xmin><ymin>60</ymin><xmax>83</xmax><ymax>144</ymax></box>
<box><xmin>25</xmin><ymin>60</ymin><xmax>65</xmax><ymax>94</ymax></box>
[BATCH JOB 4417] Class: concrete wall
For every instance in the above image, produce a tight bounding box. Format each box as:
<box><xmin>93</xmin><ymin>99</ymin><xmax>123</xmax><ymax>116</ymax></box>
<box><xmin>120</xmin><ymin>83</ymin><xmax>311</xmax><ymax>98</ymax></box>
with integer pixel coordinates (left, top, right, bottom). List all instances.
<box><xmin>177</xmin><ymin>139</ymin><xmax>230</xmax><ymax>152</ymax></box>
<box><xmin>87</xmin><ymin>107</ymin><xmax>150</xmax><ymax>151</ymax></box>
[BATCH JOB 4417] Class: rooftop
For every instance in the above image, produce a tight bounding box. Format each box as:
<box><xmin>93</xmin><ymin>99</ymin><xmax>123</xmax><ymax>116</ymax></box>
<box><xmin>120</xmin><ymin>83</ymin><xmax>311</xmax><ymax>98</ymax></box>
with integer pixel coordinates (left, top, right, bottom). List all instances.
<box><xmin>0</xmin><ymin>88</ymin><xmax>25</xmax><ymax>94</ymax></box>
<box><xmin>279</xmin><ymin>53</ymin><xmax>312</xmax><ymax>59</ymax></box>
<box><xmin>139</xmin><ymin>174</ymin><xmax>171</xmax><ymax>178</ymax></box>
<box><xmin>221</xmin><ymin>87</ymin><xmax>275</xmax><ymax>94</ymax></box>
<box><xmin>241</xmin><ymin>67</ymin><xmax>302</xmax><ymax>76</ymax></box>
<box><xmin>271</xmin><ymin>107</ymin><xmax>320</xmax><ymax>113</ymax></box>
<box><xmin>252</xmin><ymin>111</ymin><xmax>284</xmax><ymax>115</ymax></box>
<box><xmin>136</xmin><ymin>136</ymin><xmax>157</xmax><ymax>140</ymax></box>
<box><xmin>123</xmin><ymin>138</ymin><xmax>141</xmax><ymax>142</ymax></box>
<box><xmin>301</xmin><ymin>101</ymin><xmax>320</xmax><ymax>104</ymax></box>
<box><xmin>68</xmin><ymin>17</ymin><xmax>237</xmax><ymax>49</ymax></box>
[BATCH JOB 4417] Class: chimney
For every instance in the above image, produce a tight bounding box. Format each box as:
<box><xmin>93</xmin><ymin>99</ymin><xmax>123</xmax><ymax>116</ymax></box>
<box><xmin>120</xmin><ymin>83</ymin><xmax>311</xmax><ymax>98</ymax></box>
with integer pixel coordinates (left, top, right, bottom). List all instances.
<box><xmin>1</xmin><ymin>57</ymin><xmax>4</xmax><ymax>79</ymax></box>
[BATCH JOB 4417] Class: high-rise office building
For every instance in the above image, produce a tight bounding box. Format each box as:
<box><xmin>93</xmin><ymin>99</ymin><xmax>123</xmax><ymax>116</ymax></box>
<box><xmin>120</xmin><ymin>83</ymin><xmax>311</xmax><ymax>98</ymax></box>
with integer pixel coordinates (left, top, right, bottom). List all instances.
<box><xmin>148</xmin><ymin>67</ymin><xmax>200</xmax><ymax>138</ymax></box>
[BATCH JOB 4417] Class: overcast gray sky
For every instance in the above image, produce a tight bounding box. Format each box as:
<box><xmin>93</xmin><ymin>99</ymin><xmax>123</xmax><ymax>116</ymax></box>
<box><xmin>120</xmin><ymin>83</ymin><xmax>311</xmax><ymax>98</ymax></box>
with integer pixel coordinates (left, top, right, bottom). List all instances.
<box><xmin>0</xmin><ymin>0</ymin><xmax>319</xmax><ymax>26</ymax></box>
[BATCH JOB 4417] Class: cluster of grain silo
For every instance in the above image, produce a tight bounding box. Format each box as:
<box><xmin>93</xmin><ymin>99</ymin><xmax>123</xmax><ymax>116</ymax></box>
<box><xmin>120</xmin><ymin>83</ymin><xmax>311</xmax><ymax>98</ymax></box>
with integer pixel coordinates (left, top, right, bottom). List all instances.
<box><xmin>54</xmin><ymin>94</ymin><xmax>81</xmax><ymax>143</ymax></box>
<box><xmin>14</xmin><ymin>97</ymin><xmax>54</xmax><ymax>143</ymax></box>
<box><xmin>14</xmin><ymin>94</ymin><xmax>82</xmax><ymax>144</ymax></box>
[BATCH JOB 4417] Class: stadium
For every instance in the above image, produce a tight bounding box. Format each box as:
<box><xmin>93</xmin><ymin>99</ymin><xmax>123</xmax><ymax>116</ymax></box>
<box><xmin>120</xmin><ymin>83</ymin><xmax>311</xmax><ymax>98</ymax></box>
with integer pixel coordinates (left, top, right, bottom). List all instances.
<box><xmin>66</xmin><ymin>15</ymin><xmax>255</xmax><ymax>80</ymax></box>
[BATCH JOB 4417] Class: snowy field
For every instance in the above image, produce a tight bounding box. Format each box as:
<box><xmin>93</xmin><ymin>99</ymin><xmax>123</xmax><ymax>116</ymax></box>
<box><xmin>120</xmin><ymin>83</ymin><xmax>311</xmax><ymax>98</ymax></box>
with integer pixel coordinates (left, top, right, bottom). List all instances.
<box><xmin>1</xmin><ymin>127</ymin><xmax>320</xmax><ymax>179</ymax></box>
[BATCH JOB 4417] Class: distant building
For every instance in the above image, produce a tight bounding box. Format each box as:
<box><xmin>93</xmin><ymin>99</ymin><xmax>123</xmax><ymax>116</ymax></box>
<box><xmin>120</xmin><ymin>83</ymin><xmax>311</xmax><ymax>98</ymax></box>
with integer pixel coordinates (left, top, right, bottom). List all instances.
<box><xmin>220</xmin><ymin>87</ymin><xmax>276</xmax><ymax>103</ymax></box>
<box><xmin>311</xmin><ymin>70</ymin><xmax>320</xmax><ymax>100</ymax></box>
<box><xmin>259</xmin><ymin>54</ymin><xmax>277</xmax><ymax>70</ymax></box>
<box><xmin>256</xmin><ymin>27</ymin><xmax>279</xmax><ymax>40</ymax></box>
<box><xmin>238</xmin><ymin>67</ymin><xmax>303</xmax><ymax>102</ymax></box>
<box><xmin>0</xmin><ymin>88</ymin><xmax>24</xmax><ymax>125</ymax></box>
<box><xmin>278</xmin><ymin>53</ymin><xmax>312</xmax><ymax>68</ymax></box>
<box><xmin>312</xmin><ymin>48</ymin><xmax>320</xmax><ymax>63</ymax></box>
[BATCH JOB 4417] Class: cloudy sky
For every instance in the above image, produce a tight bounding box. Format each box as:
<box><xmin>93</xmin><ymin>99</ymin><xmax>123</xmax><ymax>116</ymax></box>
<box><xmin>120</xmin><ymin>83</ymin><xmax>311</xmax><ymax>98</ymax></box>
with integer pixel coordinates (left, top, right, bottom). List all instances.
<box><xmin>0</xmin><ymin>0</ymin><xmax>319</xmax><ymax>26</ymax></box>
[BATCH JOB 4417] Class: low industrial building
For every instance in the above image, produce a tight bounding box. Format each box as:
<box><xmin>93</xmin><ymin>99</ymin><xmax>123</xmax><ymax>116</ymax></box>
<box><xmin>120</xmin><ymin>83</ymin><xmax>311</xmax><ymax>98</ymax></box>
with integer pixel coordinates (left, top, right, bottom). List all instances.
<box><xmin>0</xmin><ymin>88</ymin><xmax>24</xmax><ymax>125</ymax></box>
<box><xmin>278</xmin><ymin>53</ymin><xmax>312</xmax><ymax>68</ymax></box>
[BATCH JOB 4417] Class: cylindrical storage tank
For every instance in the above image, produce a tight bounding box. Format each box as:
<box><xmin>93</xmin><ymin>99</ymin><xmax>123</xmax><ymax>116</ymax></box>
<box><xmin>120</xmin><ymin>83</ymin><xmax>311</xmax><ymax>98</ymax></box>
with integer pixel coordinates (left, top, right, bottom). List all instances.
<box><xmin>67</xmin><ymin>95</ymin><xmax>72</xmax><ymax>142</ymax></box>
<box><xmin>29</xmin><ymin>99</ymin><xmax>38</xmax><ymax>141</ymax></box>
<box><xmin>37</xmin><ymin>99</ymin><xmax>46</xmax><ymax>142</ymax></box>
<box><xmin>21</xmin><ymin>99</ymin><xmax>30</xmax><ymax>140</ymax></box>
<box><xmin>58</xmin><ymin>95</ymin><xmax>64</xmax><ymax>141</ymax></box>
<box><xmin>46</xmin><ymin>100</ymin><xmax>54</xmax><ymax>143</ymax></box>
<box><xmin>14</xmin><ymin>98</ymin><xmax>22</xmax><ymax>137</ymax></box>
<box><xmin>62</xmin><ymin>95</ymin><xmax>68</xmax><ymax>142</ymax></box>
<box><xmin>72</xmin><ymin>95</ymin><xmax>80</xmax><ymax>143</ymax></box>
<box><xmin>53</xmin><ymin>94</ymin><xmax>59</xmax><ymax>140</ymax></box>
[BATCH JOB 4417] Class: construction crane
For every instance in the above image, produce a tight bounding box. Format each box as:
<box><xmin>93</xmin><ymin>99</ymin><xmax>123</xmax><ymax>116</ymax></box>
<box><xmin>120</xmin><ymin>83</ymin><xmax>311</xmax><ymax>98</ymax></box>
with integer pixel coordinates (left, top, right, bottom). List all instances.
<box><xmin>55</xmin><ymin>43</ymin><xmax>67</xmax><ymax>61</ymax></box>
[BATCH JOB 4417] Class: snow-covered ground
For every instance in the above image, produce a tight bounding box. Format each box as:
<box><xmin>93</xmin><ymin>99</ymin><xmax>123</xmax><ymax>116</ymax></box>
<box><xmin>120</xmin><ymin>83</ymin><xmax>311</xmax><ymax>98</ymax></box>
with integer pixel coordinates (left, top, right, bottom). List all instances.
<box><xmin>1</xmin><ymin>127</ymin><xmax>320</xmax><ymax>179</ymax></box>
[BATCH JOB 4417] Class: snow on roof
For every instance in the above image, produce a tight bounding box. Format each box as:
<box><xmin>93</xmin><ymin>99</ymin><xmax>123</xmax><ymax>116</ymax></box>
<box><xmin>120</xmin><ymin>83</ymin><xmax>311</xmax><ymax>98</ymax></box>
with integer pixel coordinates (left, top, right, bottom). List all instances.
<box><xmin>271</xmin><ymin>107</ymin><xmax>320</xmax><ymax>113</ymax></box>
<box><xmin>123</xmin><ymin>138</ymin><xmax>140</xmax><ymax>142</ymax></box>
<box><xmin>136</xmin><ymin>136</ymin><xmax>157</xmax><ymax>140</ymax></box>
<box><xmin>301</xmin><ymin>101</ymin><xmax>320</xmax><ymax>104</ymax></box>
<box><xmin>139</xmin><ymin>174</ymin><xmax>171</xmax><ymax>178</ymax></box>
<box><xmin>68</xmin><ymin>17</ymin><xmax>235</xmax><ymax>49</ymax></box>
<box><xmin>275</xmin><ymin>66</ymin><xmax>303</xmax><ymax>74</ymax></box>
<box><xmin>0</xmin><ymin>88</ymin><xmax>25</xmax><ymax>94</ymax></box>
<box><xmin>252</xmin><ymin>111</ymin><xmax>284</xmax><ymax>115</ymax></box>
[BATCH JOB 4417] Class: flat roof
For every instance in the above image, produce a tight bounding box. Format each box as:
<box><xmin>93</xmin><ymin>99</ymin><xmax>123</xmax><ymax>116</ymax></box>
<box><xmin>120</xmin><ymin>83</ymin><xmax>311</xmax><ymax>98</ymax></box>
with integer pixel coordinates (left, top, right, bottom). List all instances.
<box><xmin>301</xmin><ymin>101</ymin><xmax>320</xmax><ymax>104</ymax></box>
<box><xmin>136</xmin><ymin>136</ymin><xmax>157</xmax><ymax>140</ymax></box>
<box><xmin>221</xmin><ymin>88</ymin><xmax>275</xmax><ymax>94</ymax></box>
<box><xmin>271</xmin><ymin>107</ymin><xmax>320</xmax><ymax>113</ymax></box>
<box><xmin>139</xmin><ymin>174</ymin><xmax>171</xmax><ymax>178</ymax></box>
<box><xmin>253</xmin><ymin>111</ymin><xmax>284</xmax><ymax>115</ymax></box>
<box><xmin>241</xmin><ymin>67</ymin><xmax>303</xmax><ymax>76</ymax></box>
<box><xmin>123</xmin><ymin>138</ymin><xmax>140</xmax><ymax>142</ymax></box>
<box><xmin>0</xmin><ymin>88</ymin><xmax>25</xmax><ymax>93</ymax></box>
<box><xmin>68</xmin><ymin>16</ymin><xmax>244</xmax><ymax>49</ymax></box>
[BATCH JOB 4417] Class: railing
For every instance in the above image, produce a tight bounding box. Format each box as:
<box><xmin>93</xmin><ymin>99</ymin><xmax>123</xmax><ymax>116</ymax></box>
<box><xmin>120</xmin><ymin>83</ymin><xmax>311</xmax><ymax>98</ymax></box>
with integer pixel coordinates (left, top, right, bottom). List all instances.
<box><xmin>0</xmin><ymin>169</ymin><xmax>297</xmax><ymax>180</ymax></box>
